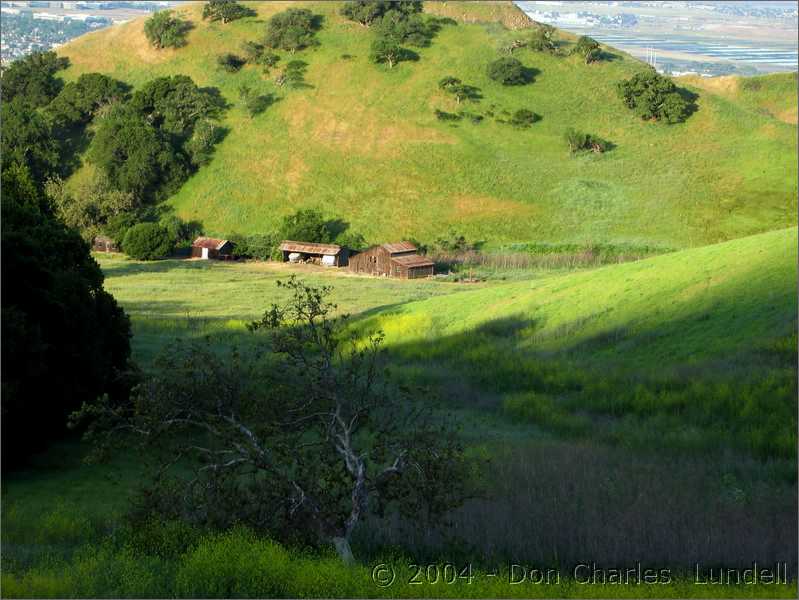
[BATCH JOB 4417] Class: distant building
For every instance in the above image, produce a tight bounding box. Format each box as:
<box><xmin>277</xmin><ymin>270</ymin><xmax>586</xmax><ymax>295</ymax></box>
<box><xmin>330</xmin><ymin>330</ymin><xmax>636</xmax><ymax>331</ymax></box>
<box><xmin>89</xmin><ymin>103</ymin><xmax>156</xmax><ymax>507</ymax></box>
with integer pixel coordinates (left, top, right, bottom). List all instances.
<box><xmin>191</xmin><ymin>236</ymin><xmax>234</xmax><ymax>260</ymax></box>
<box><xmin>92</xmin><ymin>235</ymin><xmax>119</xmax><ymax>253</ymax></box>
<box><xmin>348</xmin><ymin>242</ymin><xmax>434</xmax><ymax>279</ymax></box>
<box><xmin>279</xmin><ymin>241</ymin><xmax>347</xmax><ymax>267</ymax></box>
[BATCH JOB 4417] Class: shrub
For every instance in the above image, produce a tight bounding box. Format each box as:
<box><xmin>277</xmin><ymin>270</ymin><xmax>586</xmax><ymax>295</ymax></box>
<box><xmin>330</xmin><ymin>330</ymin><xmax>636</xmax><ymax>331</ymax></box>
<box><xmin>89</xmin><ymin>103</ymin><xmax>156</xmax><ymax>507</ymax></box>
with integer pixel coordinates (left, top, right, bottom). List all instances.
<box><xmin>571</xmin><ymin>35</ymin><xmax>601</xmax><ymax>63</ymax></box>
<box><xmin>144</xmin><ymin>10</ymin><xmax>192</xmax><ymax>49</ymax></box>
<box><xmin>230</xmin><ymin>233</ymin><xmax>280</xmax><ymax>260</ymax></box>
<box><xmin>202</xmin><ymin>0</ymin><xmax>255</xmax><ymax>24</ymax></box>
<box><xmin>434</xmin><ymin>109</ymin><xmax>462</xmax><ymax>122</ymax></box>
<box><xmin>216</xmin><ymin>53</ymin><xmax>246</xmax><ymax>72</ymax></box>
<box><xmin>122</xmin><ymin>222</ymin><xmax>174</xmax><ymax>260</ymax></box>
<box><xmin>616</xmin><ymin>70</ymin><xmax>694</xmax><ymax>123</ymax></box>
<box><xmin>508</xmin><ymin>108</ymin><xmax>539</xmax><ymax>128</ymax></box>
<box><xmin>528</xmin><ymin>25</ymin><xmax>558</xmax><ymax>53</ymax></box>
<box><xmin>486</xmin><ymin>57</ymin><xmax>528</xmax><ymax>85</ymax></box>
<box><xmin>564</xmin><ymin>127</ymin><xmax>610</xmax><ymax>153</ymax></box>
<box><xmin>160</xmin><ymin>215</ymin><xmax>203</xmax><ymax>249</ymax></box>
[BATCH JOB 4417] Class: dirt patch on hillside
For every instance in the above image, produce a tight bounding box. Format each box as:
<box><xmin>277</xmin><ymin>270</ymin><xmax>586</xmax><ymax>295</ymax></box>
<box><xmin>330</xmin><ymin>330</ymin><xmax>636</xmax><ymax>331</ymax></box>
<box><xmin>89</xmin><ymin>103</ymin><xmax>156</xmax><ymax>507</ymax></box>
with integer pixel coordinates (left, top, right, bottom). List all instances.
<box><xmin>285</xmin><ymin>98</ymin><xmax>455</xmax><ymax>157</ymax></box>
<box><xmin>453</xmin><ymin>195</ymin><xmax>537</xmax><ymax>219</ymax></box>
<box><xmin>676</xmin><ymin>75</ymin><xmax>740</xmax><ymax>97</ymax></box>
<box><xmin>424</xmin><ymin>0</ymin><xmax>533</xmax><ymax>29</ymax></box>
<box><xmin>776</xmin><ymin>106</ymin><xmax>798</xmax><ymax>125</ymax></box>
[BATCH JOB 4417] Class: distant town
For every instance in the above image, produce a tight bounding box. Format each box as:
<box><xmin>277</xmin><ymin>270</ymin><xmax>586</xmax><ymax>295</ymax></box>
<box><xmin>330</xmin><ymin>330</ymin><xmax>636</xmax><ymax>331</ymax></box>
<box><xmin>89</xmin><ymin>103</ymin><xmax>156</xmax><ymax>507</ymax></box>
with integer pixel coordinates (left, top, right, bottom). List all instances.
<box><xmin>1</xmin><ymin>1</ymin><xmax>173</xmax><ymax>65</ymax></box>
<box><xmin>517</xmin><ymin>0</ymin><xmax>798</xmax><ymax>76</ymax></box>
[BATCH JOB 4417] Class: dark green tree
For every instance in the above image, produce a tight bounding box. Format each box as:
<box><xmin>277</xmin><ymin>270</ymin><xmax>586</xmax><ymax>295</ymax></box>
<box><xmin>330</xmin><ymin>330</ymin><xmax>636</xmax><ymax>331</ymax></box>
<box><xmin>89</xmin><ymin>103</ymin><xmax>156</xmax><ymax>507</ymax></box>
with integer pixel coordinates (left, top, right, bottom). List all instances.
<box><xmin>216</xmin><ymin>52</ymin><xmax>246</xmax><ymax>72</ymax></box>
<box><xmin>1</xmin><ymin>164</ymin><xmax>132</xmax><ymax>467</ymax></box>
<box><xmin>122</xmin><ymin>222</ymin><xmax>174</xmax><ymax>260</ymax></box>
<box><xmin>130</xmin><ymin>75</ymin><xmax>225</xmax><ymax>139</ymax></box>
<box><xmin>571</xmin><ymin>35</ymin><xmax>601</xmax><ymax>64</ymax></box>
<box><xmin>370</xmin><ymin>35</ymin><xmax>405</xmax><ymax>68</ymax></box>
<box><xmin>616</xmin><ymin>69</ymin><xmax>693</xmax><ymax>123</ymax></box>
<box><xmin>202</xmin><ymin>0</ymin><xmax>255</xmax><ymax>24</ymax></box>
<box><xmin>264</xmin><ymin>8</ymin><xmax>320</xmax><ymax>53</ymax></box>
<box><xmin>438</xmin><ymin>76</ymin><xmax>480</xmax><ymax>104</ymax></box>
<box><xmin>487</xmin><ymin>57</ymin><xmax>528</xmax><ymax>85</ymax></box>
<box><xmin>143</xmin><ymin>10</ymin><xmax>192</xmax><ymax>49</ymax></box>
<box><xmin>508</xmin><ymin>108</ymin><xmax>540</xmax><ymax>128</ymax></box>
<box><xmin>375</xmin><ymin>9</ymin><xmax>431</xmax><ymax>47</ymax></box>
<box><xmin>88</xmin><ymin>104</ymin><xmax>188</xmax><ymax>202</ymax></box>
<box><xmin>0</xmin><ymin>50</ymin><xmax>69</xmax><ymax>107</ymax></box>
<box><xmin>280</xmin><ymin>208</ymin><xmax>332</xmax><ymax>243</ymax></box>
<box><xmin>47</xmin><ymin>73</ymin><xmax>130</xmax><ymax>130</ymax></box>
<box><xmin>1</xmin><ymin>99</ymin><xmax>61</xmax><ymax>187</ymax></box>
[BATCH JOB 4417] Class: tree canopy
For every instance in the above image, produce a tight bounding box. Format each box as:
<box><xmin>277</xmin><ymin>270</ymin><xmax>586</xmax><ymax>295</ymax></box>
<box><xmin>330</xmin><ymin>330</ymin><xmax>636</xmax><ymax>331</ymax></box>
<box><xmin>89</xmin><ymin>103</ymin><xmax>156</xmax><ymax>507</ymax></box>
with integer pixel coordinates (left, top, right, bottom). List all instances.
<box><xmin>47</xmin><ymin>73</ymin><xmax>130</xmax><ymax>130</ymax></box>
<box><xmin>571</xmin><ymin>36</ymin><xmax>601</xmax><ymax>64</ymax></box>
<box><xmin>143</xmin><ymin>10</ymin><xmax>193</xmax><ymax>49</ymax></box>
<box><xmin>340</xmin><ymin>1</ymin><xmax>421</xmax><ymax>27</ymax></box>
<box><xmin>616</xmin><ymin>70</ymin><xmax>694</xmax><ymax>123</ymax></box>
<box><xmin>202</xmin><ymin>0</ymin><xmax>255</xmax><ymax>24</ymax></box>
<box><xmin>0</xmin><ymin>50</ymin><xmax>69</xmax><ymax>107</ymax></box>
<box><xmin>263</xmin><ymin>8</ymin><xmax>321</xmax><ymax>53</ymax></box>
<box><xmin>122</xmin><ymin>222</ymin><xmax>174</xmax><ymax>260</ymax></box>
<box><xmin>1</xmin><ymin>99</ymin><xmax>61</xmax><ymax>187</ymax></box>
<box><xmin>487</xmin><ymin>57</ymin><xmax>529</xmax><ymax>85</ymax></box>
<box><xmin>88</xmin><ymin>104</ymin><xmax>188</xmax><ymax>203</ymax></box>
<box><xmin>1</xmin><ymin>164</ymin><xmax>132</xmax><ymax>468</ymax></box>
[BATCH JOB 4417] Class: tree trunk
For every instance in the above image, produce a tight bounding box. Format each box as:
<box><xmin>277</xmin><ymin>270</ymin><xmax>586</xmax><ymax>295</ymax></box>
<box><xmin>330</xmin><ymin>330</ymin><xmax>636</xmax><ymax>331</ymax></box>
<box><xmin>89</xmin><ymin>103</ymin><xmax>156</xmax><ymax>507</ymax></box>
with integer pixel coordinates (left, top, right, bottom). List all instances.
<box><xmin>332</xmin><ymin>536</ymin><xmax>355</xmax><ymax>564</ymax></box>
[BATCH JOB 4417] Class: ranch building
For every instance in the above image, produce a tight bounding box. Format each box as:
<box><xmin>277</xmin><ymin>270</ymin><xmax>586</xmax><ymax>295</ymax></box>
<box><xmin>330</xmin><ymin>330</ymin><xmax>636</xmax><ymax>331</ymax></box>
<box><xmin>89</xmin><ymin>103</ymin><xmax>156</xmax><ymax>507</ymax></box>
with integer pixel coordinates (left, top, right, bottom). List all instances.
<box><xmin>92</xmin><ymin>235</ymin><xmax>119</xmax><ymax>253</ymax></box>
<box><xmin>279</xmin><ymin>241</ymin><xmax>348</xmax><ymax>267</ymax></box>
<box><xmin>348</xmin><ymin>242</ymin><xmax>434</xmax><ymax>279</ymax></box>
<box><xmin>191</xmin><ymin>237</ymin><xmax>235</xmax><ymax>260</ymax></box>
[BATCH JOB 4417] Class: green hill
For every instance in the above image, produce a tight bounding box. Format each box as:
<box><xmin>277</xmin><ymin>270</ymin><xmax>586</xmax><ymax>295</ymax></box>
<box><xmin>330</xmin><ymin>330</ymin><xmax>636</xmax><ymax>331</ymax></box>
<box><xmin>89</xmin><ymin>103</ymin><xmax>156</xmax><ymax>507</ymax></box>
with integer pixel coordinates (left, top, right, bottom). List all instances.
<box><xmin>57</xmin><ymin>1</ymin><xmax>797</xmax><ymax>248</ymax></box>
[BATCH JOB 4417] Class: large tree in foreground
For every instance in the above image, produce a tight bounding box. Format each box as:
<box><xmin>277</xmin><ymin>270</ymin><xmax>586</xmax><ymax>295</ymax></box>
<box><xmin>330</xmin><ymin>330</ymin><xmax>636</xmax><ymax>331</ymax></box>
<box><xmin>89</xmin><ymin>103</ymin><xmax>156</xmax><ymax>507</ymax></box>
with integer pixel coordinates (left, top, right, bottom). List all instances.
<box><xmin>75</xmin><ymin>278</ymin><xmax>469</xmax><ymax>562</ymax></box>
<box><xmin>2</xmin><ymin>165</ymin><xmax>132</xmax><ymax>468</ymax></box>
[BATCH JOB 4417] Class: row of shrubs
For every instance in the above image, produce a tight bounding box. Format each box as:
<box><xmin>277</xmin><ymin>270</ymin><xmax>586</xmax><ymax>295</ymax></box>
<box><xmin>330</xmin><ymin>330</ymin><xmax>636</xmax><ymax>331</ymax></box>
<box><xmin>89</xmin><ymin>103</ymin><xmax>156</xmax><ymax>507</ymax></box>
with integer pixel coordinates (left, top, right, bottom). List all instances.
<box><xmin>3</xmin><ymin>523</ymin><xmax>790</xmax><ymax>598</ymax></box>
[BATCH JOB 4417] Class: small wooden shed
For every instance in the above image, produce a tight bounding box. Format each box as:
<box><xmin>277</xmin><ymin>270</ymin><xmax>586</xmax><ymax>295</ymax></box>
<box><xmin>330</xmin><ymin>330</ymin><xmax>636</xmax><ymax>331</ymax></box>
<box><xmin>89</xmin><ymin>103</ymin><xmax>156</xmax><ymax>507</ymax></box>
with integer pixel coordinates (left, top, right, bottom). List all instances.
<box><xmin>279</xmin><ymin>241</ymin><xmax>348</xmax><ymax>267</ymax></box>
<box><xmin>191</xmin><ymin>237</ymin><xmax>234</xmax><ymax>260</ymax></box>
<box><xmin>348</xmin><ymin>241</ymin><xmax>434</xmax><ymax>279</ymax></box>
<box><xmin>92</xmin><ymin>235</ymin><xmax>119</xmax><ymax>253</ymax></box>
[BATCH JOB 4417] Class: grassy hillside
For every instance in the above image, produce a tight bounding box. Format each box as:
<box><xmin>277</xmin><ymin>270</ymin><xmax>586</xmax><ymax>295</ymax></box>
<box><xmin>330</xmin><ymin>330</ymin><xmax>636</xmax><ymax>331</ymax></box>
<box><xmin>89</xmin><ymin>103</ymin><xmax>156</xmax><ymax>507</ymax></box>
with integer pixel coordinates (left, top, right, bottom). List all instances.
<box><xmin>58</xmin><ymin>1</ymin><xmax>797</xmax><ymax>248</ymax></box>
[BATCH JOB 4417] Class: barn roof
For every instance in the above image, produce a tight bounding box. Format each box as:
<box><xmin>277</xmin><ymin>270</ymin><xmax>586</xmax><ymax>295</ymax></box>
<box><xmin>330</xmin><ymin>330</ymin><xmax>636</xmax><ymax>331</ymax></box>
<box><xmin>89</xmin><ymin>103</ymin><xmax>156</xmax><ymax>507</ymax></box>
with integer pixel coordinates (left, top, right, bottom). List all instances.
<box><xmin>192</xmin><ymin>237</ymin><xmax>229</xmax><ymax>250</ymax></box>
<box><xmin>391</xmin><ymin>254</ymin><xmax>434</xmax><ymax>268</ymax></box>
<box><xmin>279</xmin><ymin>240</ymin><xmax>343</xmax><ymax>255</ymax></box>
<box><xmin>382</xmin><ymin>241</ymin><xmax>417</xmax><ymax>254</ymax></box>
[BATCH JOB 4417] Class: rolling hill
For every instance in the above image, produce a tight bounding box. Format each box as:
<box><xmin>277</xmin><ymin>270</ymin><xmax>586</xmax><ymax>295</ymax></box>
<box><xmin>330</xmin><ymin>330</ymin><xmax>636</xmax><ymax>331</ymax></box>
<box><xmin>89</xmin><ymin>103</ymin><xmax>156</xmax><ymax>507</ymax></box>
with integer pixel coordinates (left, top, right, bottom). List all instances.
<box><xmin>57</xmin><ymin>1</ymin><xmax>798</xmax><ymax>249</ymax></box>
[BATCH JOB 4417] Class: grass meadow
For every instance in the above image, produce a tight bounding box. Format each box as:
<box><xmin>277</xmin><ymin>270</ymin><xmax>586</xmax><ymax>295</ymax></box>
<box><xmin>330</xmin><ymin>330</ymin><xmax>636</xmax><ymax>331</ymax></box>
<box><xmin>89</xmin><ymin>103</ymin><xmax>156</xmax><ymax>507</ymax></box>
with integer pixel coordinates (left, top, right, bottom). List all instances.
<box><xmin>57</xmin><ymin>2</ymin><xmax>798</xmax><ymax>249</ymax></box>
<box><xmin>2</xmin><ymin>228</ymin><xmax>796</xmax><ymax>598</ymax></box>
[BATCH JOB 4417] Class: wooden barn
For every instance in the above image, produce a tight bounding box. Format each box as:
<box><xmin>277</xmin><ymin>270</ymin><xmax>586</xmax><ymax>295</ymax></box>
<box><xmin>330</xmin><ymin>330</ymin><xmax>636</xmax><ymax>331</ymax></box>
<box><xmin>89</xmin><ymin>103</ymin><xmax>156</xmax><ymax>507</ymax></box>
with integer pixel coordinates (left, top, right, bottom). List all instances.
<box><xmin>279</xmin><ymin>241</ymin><xmax>348</xmax><ymax>267</ymax></box>
<box><xmin>348</xmin><ymin>241</ymin><xmax>434</xmax><ymax>279</ymax></box>
<box><xmin>191</xmin><ymin>237</ymin><xmax>234</xmax><ymax>260</ymax></box>
<box><xmin>92</xmin><ymin>235</ymin><xmax>119</xmax><ymax>253</ymax></box>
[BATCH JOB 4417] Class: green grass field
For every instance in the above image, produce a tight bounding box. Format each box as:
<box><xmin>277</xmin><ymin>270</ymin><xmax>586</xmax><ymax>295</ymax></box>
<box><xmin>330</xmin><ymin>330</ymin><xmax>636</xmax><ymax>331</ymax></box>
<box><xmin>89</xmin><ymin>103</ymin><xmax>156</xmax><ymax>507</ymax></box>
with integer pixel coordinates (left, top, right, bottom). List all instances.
<box><xmin>58</xmin><ymin>1</ymin><xmax>797</xmax><ymax>248</ymax></box>
<box><xmin>2</xmin><ymin>229</ymin><xmax>796</xmax><ymax>598</ymax></box>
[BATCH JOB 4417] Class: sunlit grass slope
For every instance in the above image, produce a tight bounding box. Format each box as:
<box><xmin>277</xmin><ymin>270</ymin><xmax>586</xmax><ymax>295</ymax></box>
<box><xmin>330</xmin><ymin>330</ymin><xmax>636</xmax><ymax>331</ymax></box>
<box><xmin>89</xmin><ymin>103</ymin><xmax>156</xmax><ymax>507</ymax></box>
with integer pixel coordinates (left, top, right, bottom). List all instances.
<box><xmin>365</xmin><ymin>226</ymin><xmax>798</xmax><ymax>369</ymax></box>
<box><xmin>58</xmin><ymin>1</ymin><xmax>797</xmax><ymax>248</ymax></box>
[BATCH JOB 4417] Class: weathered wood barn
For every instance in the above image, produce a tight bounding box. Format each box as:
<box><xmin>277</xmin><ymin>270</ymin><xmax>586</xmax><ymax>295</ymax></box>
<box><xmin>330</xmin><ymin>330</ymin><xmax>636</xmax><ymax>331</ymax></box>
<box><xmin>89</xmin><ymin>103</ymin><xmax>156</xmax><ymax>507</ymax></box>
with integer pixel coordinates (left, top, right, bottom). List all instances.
<box><xmin>279</xmin><ymin>241</ymin><xmax>348</xmax><ymax>266</ymax></box>
<box><xmin>191</xmin><ymin>237</ymin><xmax>234</xmax><ymax>260</ymax></box>
<box><xmin>348</xmin><ymin>242</ymin><xmax>434</xmax><ymax>279</ymax></box>
<box><xmin>92</xmin><ymin>235</ymin><xmax>119</xmax><ymax>253</ymax></box>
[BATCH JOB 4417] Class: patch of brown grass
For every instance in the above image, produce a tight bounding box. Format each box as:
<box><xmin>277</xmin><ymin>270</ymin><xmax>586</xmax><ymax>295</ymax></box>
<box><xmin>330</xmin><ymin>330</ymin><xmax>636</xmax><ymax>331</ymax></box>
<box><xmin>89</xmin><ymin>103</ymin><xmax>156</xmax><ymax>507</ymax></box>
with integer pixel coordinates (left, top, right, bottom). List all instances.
<box><xmin>424</xmin><ymin>0</ymin><xmax>534</xmax><ymax>30</ymax></box>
